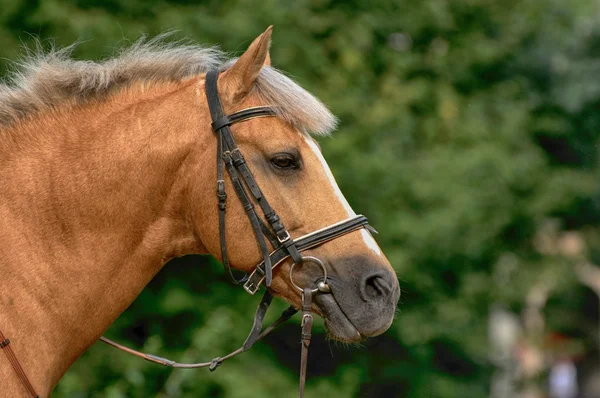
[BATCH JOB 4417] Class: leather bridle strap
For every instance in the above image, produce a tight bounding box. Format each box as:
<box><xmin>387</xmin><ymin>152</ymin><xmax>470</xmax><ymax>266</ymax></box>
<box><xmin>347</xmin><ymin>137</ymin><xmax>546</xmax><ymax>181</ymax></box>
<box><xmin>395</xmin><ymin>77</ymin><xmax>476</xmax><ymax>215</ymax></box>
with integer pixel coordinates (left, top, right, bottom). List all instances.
<box><xmin>244</xmin><ymin>214</ymin><xmax>373</xmax><ymax>294</ymax></box>
<box><xmin>0</xmin><ymin>329</ymin><xmax>39</xmax><ymax>398</ymax></box>
<box><xmin>99</xmin><ymin>291</ymin><xmax>298</xmax><ymax>369</ymax></box>
<box><xmin>97</xmin><ymin>215</ymin><xmax>372</xmax><ymax>370</ymax></box>
<box><xmin>299</xmin><ymin>288</ymin><xmax>313</xmax><ymax>398</ymax></box>
<box><xmin>205</xmin><ymin>70</ymin><xmax>303</xmax><ymax>289</ymax></box>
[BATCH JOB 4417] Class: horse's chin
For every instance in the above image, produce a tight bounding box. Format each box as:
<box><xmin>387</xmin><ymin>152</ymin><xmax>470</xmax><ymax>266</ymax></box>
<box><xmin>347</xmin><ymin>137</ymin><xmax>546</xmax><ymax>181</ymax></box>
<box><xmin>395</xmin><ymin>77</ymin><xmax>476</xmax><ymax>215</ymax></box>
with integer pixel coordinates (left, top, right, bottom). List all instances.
<box><xmin>314</xmin><ymin>292</ymin><xmax>364</xmax><ymax>343</ymax></box>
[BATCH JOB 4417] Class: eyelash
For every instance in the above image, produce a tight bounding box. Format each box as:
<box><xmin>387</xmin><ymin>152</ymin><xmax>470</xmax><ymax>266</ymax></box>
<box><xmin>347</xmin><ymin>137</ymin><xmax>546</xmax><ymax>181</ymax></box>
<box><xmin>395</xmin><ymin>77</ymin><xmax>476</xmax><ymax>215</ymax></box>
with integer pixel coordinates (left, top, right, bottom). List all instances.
<box><xmin>271</xmin><ymin>153</ymin><xmax>299</xmax><ymax>170</ymax></box>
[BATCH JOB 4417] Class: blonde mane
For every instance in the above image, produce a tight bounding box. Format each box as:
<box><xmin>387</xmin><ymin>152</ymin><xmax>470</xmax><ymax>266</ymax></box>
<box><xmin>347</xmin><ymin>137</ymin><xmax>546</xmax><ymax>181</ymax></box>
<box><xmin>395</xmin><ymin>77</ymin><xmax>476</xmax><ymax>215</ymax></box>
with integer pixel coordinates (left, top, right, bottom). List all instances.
<box><xmin>0</xmin><ymin>35</ymin><xmax>337</xmax><ymax>135</ymax></box>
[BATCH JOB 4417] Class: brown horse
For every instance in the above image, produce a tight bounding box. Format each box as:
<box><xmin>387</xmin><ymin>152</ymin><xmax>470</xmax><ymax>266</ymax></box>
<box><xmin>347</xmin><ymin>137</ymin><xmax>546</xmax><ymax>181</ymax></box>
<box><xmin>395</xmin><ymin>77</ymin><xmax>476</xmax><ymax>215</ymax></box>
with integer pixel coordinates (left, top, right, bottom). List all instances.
<box><xmin>0</xmin><ymin>27</ymin><xmax>399</xmax><ymax>397</ymax></box>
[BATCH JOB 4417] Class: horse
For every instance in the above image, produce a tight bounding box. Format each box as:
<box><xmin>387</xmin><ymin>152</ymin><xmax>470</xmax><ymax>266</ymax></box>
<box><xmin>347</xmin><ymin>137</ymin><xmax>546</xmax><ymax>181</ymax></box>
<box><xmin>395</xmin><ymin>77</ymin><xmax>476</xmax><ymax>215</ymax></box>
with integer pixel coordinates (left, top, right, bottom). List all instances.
<box><xmin>0</xmin><ymin>27</ymin><xmax>400</xmax><ymax>397</ymax></box>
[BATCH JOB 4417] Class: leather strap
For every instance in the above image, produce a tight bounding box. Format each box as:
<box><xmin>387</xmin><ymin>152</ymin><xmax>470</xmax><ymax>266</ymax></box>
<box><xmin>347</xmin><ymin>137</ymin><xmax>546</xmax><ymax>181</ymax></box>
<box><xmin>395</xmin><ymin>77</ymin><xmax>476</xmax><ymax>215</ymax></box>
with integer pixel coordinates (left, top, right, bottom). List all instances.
<box><xmin>242</xmin><ymin>290</ymin><xmax>273</xmax><ymax>351</ymax></box>
<box><xmin>222</xmin><ymin>148</ymin><xmax>270</xmax><ymax>283</ymax></box>
<box><xmin>205</xmin><ymin>70</ymin><xmax>308</xmax><ymax>288</ymax></box>
<box><xmin>0</xmin><ymin>329</ymin><xmax>39</xmax><ymax>398</ymax></box>
<box><xmin>99</xmin><ymin>290</ymin><xmax>298</xmax><ymax>369</ymax></box>
<box><xmin>211</xmin><ymin>106</ymin><xmax>276</xmax><ymax>131</ymax></box>
<box><xmin>299</xmin><ymin>288</ymin><xmax>313</xmax><ymax>398</ymax></box>
<box><xmin>206</xmin><ymin>70</ymin><xmax>279</xmax><ymax>287</ymax></box>
<box><xmin>258</xmin><ymin>217</ymin><xmax>280</xmax><ymax>249</ymax></box>
<box><xmin>244</xmin><ymin>215</ymin><xmax>371</xmax><ymax>294</ymax></box>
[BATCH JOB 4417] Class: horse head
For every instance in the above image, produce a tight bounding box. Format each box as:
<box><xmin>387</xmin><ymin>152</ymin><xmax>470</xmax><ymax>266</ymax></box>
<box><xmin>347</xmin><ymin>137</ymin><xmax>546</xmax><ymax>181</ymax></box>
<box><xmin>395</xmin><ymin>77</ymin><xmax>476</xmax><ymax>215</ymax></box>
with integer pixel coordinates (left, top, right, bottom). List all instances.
<box><xmin>192</xmin><ymin>27</ymin><xmax>400</xmax><ymax>342</ymax></box>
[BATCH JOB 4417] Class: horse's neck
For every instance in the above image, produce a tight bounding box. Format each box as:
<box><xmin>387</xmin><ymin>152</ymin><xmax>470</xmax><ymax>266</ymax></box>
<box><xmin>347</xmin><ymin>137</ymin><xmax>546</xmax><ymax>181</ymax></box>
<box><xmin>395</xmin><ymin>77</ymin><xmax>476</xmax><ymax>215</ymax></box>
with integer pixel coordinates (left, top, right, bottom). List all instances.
<box><xmin>0</xmin><ymin>80</ymin><xmax>210</xmax><ymax>396</ymax></box>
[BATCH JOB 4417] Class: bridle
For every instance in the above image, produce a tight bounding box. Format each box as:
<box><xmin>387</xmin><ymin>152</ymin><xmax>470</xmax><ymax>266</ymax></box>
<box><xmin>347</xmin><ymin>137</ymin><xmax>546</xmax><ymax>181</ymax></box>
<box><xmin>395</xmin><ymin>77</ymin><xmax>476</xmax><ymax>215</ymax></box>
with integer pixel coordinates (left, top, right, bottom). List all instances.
<box><xmin>1</xmin><ymin>69</ymin><xmax>375</xmax><ymax>398</ymax></box>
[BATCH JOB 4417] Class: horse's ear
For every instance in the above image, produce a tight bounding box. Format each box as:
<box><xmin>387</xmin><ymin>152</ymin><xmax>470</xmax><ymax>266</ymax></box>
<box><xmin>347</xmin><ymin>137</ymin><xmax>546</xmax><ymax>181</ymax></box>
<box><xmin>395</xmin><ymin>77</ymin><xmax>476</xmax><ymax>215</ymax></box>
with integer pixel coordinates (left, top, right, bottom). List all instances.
<box><xmin>219</xmin><ymin>26</ymin><xmax>272</xmax><ymax>101</ymax></box>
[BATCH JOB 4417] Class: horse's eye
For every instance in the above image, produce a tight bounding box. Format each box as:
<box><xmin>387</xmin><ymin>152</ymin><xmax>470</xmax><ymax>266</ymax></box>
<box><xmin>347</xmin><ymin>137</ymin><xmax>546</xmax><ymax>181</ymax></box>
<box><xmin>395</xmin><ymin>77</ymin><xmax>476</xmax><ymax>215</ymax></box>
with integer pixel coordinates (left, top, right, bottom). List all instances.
<box><xmin>271</xmin><ymin>154</ymin><xmax>297</xmax><ymax>170</ymax></box>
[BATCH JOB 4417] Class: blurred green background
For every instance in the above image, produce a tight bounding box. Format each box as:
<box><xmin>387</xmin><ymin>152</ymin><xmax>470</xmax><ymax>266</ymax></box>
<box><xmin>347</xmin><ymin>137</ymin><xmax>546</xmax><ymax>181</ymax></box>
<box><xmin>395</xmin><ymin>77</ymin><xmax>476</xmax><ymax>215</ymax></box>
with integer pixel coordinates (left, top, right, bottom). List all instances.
<box><xmin>2</xmin><ymin>0</ymin><xmax>600</xmax><ymax>397</ymax></box>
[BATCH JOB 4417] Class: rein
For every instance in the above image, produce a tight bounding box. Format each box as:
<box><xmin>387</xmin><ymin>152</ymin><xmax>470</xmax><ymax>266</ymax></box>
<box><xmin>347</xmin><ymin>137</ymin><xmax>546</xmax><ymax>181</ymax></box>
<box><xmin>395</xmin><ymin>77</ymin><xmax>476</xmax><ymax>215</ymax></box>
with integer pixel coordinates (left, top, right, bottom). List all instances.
<box><xmin>2</xmin><ymin>69</ymin><xmax>375</xmax><ymax>398</ymax></box>
<box><xmin>0</xmin><ymin>330</ymin><xmax>39</xmax><ymax>397</ymax></box>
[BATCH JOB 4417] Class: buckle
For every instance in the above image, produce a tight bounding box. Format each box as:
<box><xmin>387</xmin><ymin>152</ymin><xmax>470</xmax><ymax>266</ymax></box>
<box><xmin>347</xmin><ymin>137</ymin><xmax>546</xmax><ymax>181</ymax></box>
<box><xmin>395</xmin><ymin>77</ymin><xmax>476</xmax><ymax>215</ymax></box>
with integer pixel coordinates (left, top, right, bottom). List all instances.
<box><xmin>277</xmin><ymin>230</ymin><xmax>291</xmax><ymax>243</ymax></box>
<box><xmin>230</xmin><ymin>148</ymin><xmax>245</xmax><ymax>167</ymax></box>
<box><xmin>243</xmin><ymin>267</ymin><xmax>265</xmax><ymax>295</ymax></box>
<box><xmin>243</xmin><ymin>278</ymin><xmax>261</xmax><ymax>295</ymax></box>
<box><xmin>209</xmin><ymin>357</ymin><xmax>223</xmax><ymax>372</ymax></box>
<box><xmin>216</xmin><ymin>180</ymin><xmax>225</xmax><ymax>190</ymax></box>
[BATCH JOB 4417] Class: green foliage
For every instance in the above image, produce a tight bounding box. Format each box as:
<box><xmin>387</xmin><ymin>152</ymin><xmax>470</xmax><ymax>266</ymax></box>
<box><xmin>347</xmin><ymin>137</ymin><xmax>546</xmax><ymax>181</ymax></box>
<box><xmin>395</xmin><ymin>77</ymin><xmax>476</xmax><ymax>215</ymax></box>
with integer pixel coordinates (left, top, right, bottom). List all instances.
<box><xmin>1</xmin><ymin>0</ymin><xmax>599</xmax><ymax>397</ymax></box>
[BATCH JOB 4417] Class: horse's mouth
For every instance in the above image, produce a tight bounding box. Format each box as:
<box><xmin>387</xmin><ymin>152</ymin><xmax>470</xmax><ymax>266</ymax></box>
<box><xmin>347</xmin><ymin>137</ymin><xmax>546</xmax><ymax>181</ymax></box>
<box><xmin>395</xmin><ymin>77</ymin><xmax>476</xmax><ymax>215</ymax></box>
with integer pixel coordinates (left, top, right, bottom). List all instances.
<box><xmin>313</xmin><ymin>291</ymin><xmax>364</xmax><ymax>343</ymax></box>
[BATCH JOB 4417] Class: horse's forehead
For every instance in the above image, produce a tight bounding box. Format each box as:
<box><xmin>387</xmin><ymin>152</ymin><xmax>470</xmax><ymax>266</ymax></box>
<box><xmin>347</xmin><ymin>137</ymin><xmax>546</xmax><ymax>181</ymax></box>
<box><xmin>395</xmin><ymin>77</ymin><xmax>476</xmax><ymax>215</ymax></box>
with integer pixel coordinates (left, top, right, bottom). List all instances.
<box><xmin>232</xmin><ymin>93</ymin><xmax>314</xmax><ymax>144</ymax></box>
<box><xmin>238</xmin><ymin>114</ymin><xmax>305</xmax><ymax>146</ymax></box>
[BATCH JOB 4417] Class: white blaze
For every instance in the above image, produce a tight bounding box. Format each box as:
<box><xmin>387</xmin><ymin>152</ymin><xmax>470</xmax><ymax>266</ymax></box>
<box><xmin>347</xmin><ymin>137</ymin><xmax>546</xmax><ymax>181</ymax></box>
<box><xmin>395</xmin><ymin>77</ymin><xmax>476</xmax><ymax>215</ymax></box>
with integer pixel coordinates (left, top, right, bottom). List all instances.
<box><xmin>305</xmin><ymin>137</ymin><xmax>383</xmax><ymax>257</ymax></box>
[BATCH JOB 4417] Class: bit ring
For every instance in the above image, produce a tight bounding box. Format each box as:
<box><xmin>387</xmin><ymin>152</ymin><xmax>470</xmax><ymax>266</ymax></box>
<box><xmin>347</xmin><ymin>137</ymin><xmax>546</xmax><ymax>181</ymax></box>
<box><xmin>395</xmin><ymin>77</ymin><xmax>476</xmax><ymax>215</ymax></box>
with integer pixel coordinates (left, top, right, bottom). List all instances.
<box><xmin>289</xmin><ymin>256</ymin><xmax>331</xmax><ymax>294</ymax></box>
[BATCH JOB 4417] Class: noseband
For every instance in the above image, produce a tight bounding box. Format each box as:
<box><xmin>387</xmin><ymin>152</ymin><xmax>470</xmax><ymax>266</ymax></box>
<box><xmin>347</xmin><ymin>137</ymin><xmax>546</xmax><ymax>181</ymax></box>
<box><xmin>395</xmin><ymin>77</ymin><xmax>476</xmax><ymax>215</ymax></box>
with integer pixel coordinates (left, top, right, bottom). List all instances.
<box><xmin>2</xmin><ymin>69</ymin><xmax>375</xmax><ymax>398</ymax></box>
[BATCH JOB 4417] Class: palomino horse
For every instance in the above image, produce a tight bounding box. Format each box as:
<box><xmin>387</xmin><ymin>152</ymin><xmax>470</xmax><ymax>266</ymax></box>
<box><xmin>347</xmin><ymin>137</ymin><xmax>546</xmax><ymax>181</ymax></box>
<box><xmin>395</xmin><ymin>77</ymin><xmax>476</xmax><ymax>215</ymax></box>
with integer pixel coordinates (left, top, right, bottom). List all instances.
<box><xmin>0</xmin><ymin>27</ymin><xmax>400</xmax><ymax>397</ymax></box>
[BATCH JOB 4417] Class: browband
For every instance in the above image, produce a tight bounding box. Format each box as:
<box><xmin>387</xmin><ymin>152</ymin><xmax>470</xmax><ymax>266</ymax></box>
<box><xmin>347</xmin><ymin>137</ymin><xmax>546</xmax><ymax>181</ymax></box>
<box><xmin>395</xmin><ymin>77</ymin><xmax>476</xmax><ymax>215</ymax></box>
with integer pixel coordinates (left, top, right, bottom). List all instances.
<box><xmin>211</xmin><ymin>106</ymin><xmax>277</xmax><ymax>131</ymax></box>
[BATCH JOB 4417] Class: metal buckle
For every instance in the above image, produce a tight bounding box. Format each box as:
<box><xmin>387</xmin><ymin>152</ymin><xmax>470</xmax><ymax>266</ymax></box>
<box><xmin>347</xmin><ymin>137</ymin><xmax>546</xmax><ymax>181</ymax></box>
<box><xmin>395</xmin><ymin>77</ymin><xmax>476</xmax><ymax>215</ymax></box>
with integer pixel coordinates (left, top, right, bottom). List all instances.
<box><xmin>243</xmin><ymin>268</ymin><xmax>265</xmax><ymax>295</ymax></box>
<box><xmin>277</xmin><ymin>230</ymin><xmax>291</xmax><ymax>243</ymax></box>
<box><xmin>216</xmin><ymin>180</ymin><xmax>225</xmax><ymax>196</ymax></box>
<box><xmin>301</xmin><ymin>313</ymin><xmax>312</xmax><ymax>327</ymax></box>
<box><xmin>243</xmin><ymin>279</ymin><xmax>260</xmax><ymax>295</ymax></box>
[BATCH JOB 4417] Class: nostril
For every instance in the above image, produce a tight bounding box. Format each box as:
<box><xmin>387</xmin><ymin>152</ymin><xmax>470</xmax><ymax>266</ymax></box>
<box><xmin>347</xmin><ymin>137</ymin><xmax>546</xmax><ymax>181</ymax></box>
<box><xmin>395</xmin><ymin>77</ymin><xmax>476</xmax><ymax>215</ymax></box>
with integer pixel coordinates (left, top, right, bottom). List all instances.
<box><xmin>363</xmin><ymin>274</ymin><xmax>391</xmax><ymax>300</ymax></box>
